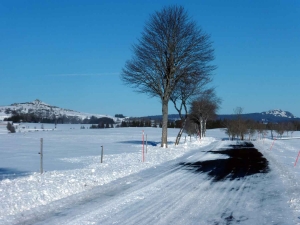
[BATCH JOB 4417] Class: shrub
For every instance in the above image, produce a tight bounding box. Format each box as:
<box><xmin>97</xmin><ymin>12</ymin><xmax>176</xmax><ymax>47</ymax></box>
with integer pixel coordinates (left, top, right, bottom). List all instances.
<box><xmin>6</xmin><ymin>122</ymin><xmax>16</xmax><ymax>133</ymax></box>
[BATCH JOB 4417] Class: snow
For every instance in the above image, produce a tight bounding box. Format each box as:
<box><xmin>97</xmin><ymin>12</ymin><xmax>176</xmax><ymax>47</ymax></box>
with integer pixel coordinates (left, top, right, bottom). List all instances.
<box><xmin>1</xmin><ymin>125</ymin><xmax>300</xmax><ymax>224</ymax></box>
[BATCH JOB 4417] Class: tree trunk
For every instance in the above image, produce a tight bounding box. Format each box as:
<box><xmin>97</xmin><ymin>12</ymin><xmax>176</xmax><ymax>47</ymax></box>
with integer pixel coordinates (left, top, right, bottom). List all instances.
<box><xmin>200</xmin><ymin>118</ymin><xmax>203</xmax><ymax>139</ymax></box>
<box><xmin>175</xmin><ymin>118</ymin><xmax>187</xmax><ymax>145</ymax></box>
<box><xmin>161</xmin><ymin>100</ymin><xmax>169</xmax><ymax>148</ymax></box>
<box><xmin>203</xmin><ymin>119</ymin><xmax>207</xmax><ymax>137</ymax></box>
<box><xmin>270</xmin><ymin>129</ymin><xmax>273</xmax><ymax>139</ymax></box>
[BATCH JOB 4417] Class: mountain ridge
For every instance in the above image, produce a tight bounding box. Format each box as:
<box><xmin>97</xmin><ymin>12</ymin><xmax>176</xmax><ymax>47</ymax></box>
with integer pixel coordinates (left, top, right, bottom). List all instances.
<box><xmin>0</xmin><ymin>99</ymin><xmax>117</xmax><ymax>122</ymax></box>
<box><xmin>1</xmin><ymin>100</ymin><xmax>298</xmax><ymax>123</ymax></box>
<box><xmin>145</xmin><ymin>109</ymin><xmax>299</xmax><ymax>123</ymax></box>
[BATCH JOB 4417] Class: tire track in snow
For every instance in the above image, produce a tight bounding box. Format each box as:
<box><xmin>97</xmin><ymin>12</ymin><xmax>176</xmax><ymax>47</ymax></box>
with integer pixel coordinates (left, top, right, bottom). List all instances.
<box><xmin>11</xmin><ymin>143</ymin><xmax>215</xmax><ymax>225</ymax></box>
<box><xmin>28</xmin><ymin>145</ymin><xmax>213</xmax><ymax>225</ymax></box>
<box><xmin>99</xmin><ymin>170</ymin><xmax>210</xmax><ymax>225</ymax></box>
<box><xmin>86</xmin><ymin>142</ymin><xmax>245</xmax><ymax>224</ymax></box>
<box><xmin>45</xmin><ymin>145</ymin><xmax>218</xmax><ymax>225</ymax></box>
<box><xmin>14</xmin><ymin>140</ymin><xmax>295</xmax><ymax>225</ymax></box>
<box><xmin>136</xmin><ymin>174</ymin><xmax>215</xmax><ymax>225</ymax></box>
<box><xmin>89</xmin><ymin>140</ymin><xmax>288</xmax><ymax>225</ymax></box>
<box><xmin>71</xmin><ymin>141</ymin><xmax>292</xmax><ymax>225</ymax></box>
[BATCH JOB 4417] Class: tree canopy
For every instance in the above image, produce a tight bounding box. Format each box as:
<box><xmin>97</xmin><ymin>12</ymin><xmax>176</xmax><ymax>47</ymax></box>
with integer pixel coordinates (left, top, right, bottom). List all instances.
<box><xmin>121</xmin><ymin>5</ymin><xmax>215</xmax><ymax>147</ymax></box>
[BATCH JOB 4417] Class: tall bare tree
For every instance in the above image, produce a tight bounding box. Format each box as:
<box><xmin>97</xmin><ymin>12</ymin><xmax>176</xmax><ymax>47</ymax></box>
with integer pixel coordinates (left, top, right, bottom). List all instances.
<box><xmin>121</xmin><ymin>5</ymin><xmax>215</xmax><ymax>148</ymax></box>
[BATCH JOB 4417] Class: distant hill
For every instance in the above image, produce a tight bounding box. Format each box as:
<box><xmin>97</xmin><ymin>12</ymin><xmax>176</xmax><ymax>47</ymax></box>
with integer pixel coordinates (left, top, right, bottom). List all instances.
<box><xmin>146</xmin><ymin>109</ymin><xmax>300</xmax><ymax>123</ymax></box>
<box><xmin>1</xmin><ymin>100</ymin><xmax>298</xmax><ymax>124</ymax></box>
<box><xmin>217</xmin><ymin>109</ymin><xmax>299</xmax><ymax>123</ymax></box>
<box><xmin>0</xmin><ymin>99</ymin><xmax>121</xmax><ymax>123</ymax></box>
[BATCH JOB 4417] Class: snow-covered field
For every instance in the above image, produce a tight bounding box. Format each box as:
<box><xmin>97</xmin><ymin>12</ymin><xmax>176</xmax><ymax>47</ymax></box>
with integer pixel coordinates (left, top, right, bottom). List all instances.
<box><xmin>1</xmin><ymin>124</ymin><xmax>300</xmax><ymax>224</ymax></box>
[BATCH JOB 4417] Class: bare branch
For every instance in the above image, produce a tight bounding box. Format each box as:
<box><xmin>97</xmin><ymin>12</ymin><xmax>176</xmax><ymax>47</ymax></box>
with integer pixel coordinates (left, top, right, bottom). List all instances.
<box><xmin>121</xmin><ymin>5</ymin><xmax>216</xmax><ymax>147</ymax></box>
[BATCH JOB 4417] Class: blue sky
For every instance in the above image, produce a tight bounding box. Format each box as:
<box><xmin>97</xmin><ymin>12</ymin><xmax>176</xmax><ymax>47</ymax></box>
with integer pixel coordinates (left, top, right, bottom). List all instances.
<box><xmin>1</xmin><ymin>0</ymin><xmax>299</xmax><ymax>117</ymax></box>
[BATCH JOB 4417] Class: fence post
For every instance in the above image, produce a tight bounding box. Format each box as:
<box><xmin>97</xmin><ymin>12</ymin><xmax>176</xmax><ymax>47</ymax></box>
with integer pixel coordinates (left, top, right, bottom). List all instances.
<box><xmin>142</xmin><ymin>130</ymin><xmax>145</xmax><ymax>162</ymax></box>
<box><xmin>101</xmin><ymin>146</ymin><xmax>104</xmax><ymax>163</ymax></box>
<box><xmin>39</xmin><ymin>138</ymin><xmax>43</xmax><ymax>174</ymax></box>
<box><xmin>146</xmin><ymin>134</ymin><xmax>148</xmax><ymax>154</ymax></box>
<box><xmin>270</xmin><ymin>138</ymin><xmax>276</xmax><ymax>151</ymax></box>
<box><xmin>294</xmin><ymin>151</ymin><xmax>300</xmax><ymax>167</ymax></box>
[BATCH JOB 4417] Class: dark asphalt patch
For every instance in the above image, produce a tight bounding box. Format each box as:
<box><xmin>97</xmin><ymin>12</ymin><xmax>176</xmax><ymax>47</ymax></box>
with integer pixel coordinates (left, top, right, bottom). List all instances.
<box><xmin>179</xmin><ymin>142</ymin><xmax>269</xmax><ymax>182</ymax></box>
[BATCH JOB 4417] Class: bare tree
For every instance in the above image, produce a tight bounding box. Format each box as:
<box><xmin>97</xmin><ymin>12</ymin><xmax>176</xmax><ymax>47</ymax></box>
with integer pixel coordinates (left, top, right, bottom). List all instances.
<box><xmin>233</xmin><ymin>107</ymin><xmax>248</xmax><ymax>140</ymax></box>
<box><xmin>170</xmin><ymin>75</ymin><xmax>211</xmax><ymax>145</ymax></box>
<box><xmin>287</xmin><ymin>122</ymin><xmax>296</xmax><ymax>137</ymax></box>
<box><xmin>256</xmin><ymin>123</ymin><xmax>266</xmax><ymax>140</ymax></box>
<box><xmin>200</xmin><ymin>90</ymin><xmax>221</xmax><ymax>137</ymax></box>
<box><xmin>267</xmin><ymin>122</ymin><xmax>275</xmax><ymax>139</ymax></box>
<box><xmin>275</xmin><ymin>123</ymin><xmax>285</xmax><ymax>138</ymax></box>
<box><xmin>121</xmin><ymin>5</ymin><xmax>215</xmax><ymax>148</ymax></box>
<box><xmin>246</xmin><ymin>120</ymin><xmax>256</xmax><ymax>141</ymax></box>
<box><xmin>189</xmin><ymin>89</ymin><xmax>221</xmax><ymax>139</ymax></box>
<box><xmin>285</xmin><ymin>122</ymin><xmax>296</xmax><ymax>137</ymax></box>
<box><xmin>184</xmin><ymin>116</ymin><xmax>197</xmax><ymax>142</ymax></box>
<box><xmin>223</xmin><ymin>107</ymin><xmax>248</xmax><ymax>141</ymax></box>
<box><xmin>223</xmin><ymin>119</ymin><xmax>235</xmax><ymax>140</ymax></box>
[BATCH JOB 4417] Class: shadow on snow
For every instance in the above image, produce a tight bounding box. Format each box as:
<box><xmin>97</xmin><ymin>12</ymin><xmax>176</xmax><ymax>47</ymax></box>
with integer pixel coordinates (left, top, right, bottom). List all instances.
<box><xmin>0</xmin><ymin>168</ymin><xmax>32</xmax><ymax>181</ymax></box>
<box><xmin>179</xmin><ymin>142</ymin><xmax>269</xmax><ymax>182</ymax></box>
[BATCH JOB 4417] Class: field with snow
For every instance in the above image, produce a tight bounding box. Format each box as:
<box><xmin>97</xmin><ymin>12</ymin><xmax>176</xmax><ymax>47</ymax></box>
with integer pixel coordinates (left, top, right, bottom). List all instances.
<box><xmin>1</xmin><ymin>123</ymin><xmax>300</xmax><ymax>224</ymax></box>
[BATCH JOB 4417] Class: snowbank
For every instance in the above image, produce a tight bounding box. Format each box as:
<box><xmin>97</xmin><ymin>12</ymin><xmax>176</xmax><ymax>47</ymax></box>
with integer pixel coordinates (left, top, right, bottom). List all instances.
<box><xmin>0</xmin><ymin>126</ymin><xmax>215</xmax><ymax>221</ymax></box>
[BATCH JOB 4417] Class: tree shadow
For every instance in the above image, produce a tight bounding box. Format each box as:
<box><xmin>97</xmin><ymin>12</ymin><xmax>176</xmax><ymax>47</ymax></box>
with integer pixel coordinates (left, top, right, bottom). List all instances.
<box><xmin>179</xmin><ymin>142</ymin><xmax>269</xmax><ymax>182</ymax></box>
<box><xmin>0</xmin><ymin>168</ymin><xmax>32</xmax><ymax>181</ymax></box>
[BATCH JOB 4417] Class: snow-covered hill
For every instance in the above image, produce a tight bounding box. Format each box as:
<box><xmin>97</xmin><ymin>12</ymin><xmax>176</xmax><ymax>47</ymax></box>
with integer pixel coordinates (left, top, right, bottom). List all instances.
<box><xmin>262</xmin><ymin>109</ymin><xmax>297</xmax><ymax>119</ymax></box>
<box><xmin>148</xmin><ymin>109</ymin><xmax>299</xmax><ymax>123</ymax></box>
<box><xmin>216</xmin><ymin>109</ymin><xmax>299</xmax><ymax>123</ymax></box>
<box><xmin>0</xmin><ymin>99</ymin><xmax>118</xmax><ymax>122</ymax></box>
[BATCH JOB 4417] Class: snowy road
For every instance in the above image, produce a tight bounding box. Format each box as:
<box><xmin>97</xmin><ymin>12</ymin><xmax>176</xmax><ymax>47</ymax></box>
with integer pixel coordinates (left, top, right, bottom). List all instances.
<box><xmin>14</xmin><ymin>140</ymin><xmax>295</xmax><ymax>225</ymax></box>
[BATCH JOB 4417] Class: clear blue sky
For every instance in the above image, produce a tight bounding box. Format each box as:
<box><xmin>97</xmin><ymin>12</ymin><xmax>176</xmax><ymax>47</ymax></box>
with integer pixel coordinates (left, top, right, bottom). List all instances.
<box><xmin>1</xmin><ymin>0</ymin><xmax>299</xmax><ymax>117</ymax></box>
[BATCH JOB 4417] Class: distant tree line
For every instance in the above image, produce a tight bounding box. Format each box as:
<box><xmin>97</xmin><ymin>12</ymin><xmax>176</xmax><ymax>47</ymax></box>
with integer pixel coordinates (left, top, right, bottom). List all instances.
<box><xmin>89</xmin><ymin>117</ymin><xmax>115</xmax><ymax>129</ymax></box>
<box><xmin>3</xmin><ymin>111</ymin><xmax>115</xmax><ymax>125</ymax></box>
<box><xmin>182</xmin><ymin>106</ymin><xmax>300</xmax><ymax>140</ymax></box>
<box><xmin>221</xmin><ymin>107</ymin><xmax>300</xmax><ymax>140</ymax></box>
<box><xmin>120</xmin><ymin>120</ymin><xmax>153</xmax><ymax>128</ymax></box>
<box><xmin>223</xmin><ymin>119</ymin><xmax>299</xmax><ymax>140</ymax></box>
<box><xmin>119</xmin><ymin>119</ymin><xmax>181</xmax><ymax>128</ymax></box>
<box><xmin>115</xmin><ymin>114</ymin><xmax>126</xmax><ymax>118</ymax></box>
<box><xmin>4</xmin><ymin>112</ymin><xmax>80</xmax><ymax>124</ymax></box>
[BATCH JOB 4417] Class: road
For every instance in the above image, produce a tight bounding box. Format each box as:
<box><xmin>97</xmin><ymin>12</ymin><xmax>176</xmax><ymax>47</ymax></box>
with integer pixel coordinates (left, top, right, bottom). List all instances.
<box><xmin>15</xmin><ymin>141</ymin><xmax>295</xmax><ymax>225</ymax></box>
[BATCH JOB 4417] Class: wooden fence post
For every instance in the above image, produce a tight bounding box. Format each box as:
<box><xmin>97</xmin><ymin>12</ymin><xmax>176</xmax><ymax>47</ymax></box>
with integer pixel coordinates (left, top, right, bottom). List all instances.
<box><xmin>39</xmin><ymin>138</ymin><xmax>43</xmax><ymax>174</ymax></box>
<box><xmin>294</xmin><ymin>151</ymin><xmax>300</xmax><ymax>167</ymax></box>
<box><xmin>270</xmin><ymin>138</ymin><xmax>276</xmax><ymax>151</ymax></box>
<box><xmin>101</xmin><ymin>146</ymin><xmax>104</xmax><ymax>163</ymax></box>
<box><xmin>142</xmin><ymin>131</ymin><xmax>145</xmax><ymax>162</ymax></box>
<box><xmin>146</xmin><ymin>134</ymin><xmax>148</xmax><ymax>154</ymax></box>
